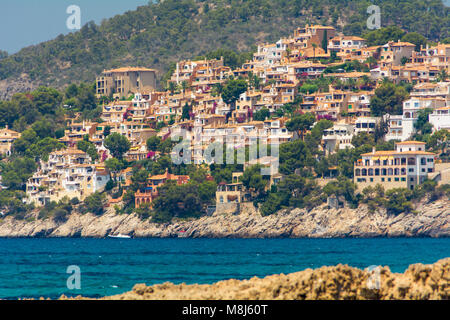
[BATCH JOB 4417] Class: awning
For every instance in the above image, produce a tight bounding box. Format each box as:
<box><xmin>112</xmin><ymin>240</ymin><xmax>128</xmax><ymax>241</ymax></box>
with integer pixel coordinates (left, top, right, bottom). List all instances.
<box><xmin>380</xmin><ymin>156</ymin><xmax>388</xmax><ymax>160</ymax></box>
<box><xmin>372</xmin><ymin>157</ymin><xmax>379</xmax><ymax>161</ymax></box>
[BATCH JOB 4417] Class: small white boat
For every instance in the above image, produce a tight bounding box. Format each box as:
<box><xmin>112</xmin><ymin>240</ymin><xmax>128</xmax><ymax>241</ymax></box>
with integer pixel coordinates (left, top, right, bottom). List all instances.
<box><xmin>107</xmin><ymin>234</ymin><xmax>131</xmax><ymax>239</ymax></box>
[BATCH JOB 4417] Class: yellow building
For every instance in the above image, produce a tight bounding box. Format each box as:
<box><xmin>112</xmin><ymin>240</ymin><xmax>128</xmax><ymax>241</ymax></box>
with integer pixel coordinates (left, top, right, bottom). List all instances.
<box><xmin>354</xmin><ymin>141</ymin><xmax>436</xmax><ymax>191</ymax></box>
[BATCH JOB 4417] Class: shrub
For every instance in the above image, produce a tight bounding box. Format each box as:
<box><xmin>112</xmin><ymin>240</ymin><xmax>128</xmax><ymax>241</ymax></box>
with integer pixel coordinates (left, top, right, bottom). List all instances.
<box><xmin>70</xmin><ymin>197</ymin><xmax>80</xmax><ymax>205</ymax></box>
<box><xmin>384</xmin><ymin>188</ymin><xmax>413</xmax><ymax>215</ymax></box>
<box><xmin>82</xmin><ymin>192</ymin><xmax>106</xmax><ymax>216</ymax></box>
<box><xmin>52</xmin><ymin>208</ymin><xmax>69</xmax><ymax>223</ymax></box>
<box><xmin>135</xmin><ymin>203</ymin><xmax>151</xmax><ymax>220</ymax></box>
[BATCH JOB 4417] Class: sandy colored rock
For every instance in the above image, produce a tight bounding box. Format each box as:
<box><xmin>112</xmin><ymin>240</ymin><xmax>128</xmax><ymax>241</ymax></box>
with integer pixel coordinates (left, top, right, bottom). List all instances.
<box><xmin>67</xmin><ymin>258</ymin><xmax>448</xmax><ymax>300</ymax></box>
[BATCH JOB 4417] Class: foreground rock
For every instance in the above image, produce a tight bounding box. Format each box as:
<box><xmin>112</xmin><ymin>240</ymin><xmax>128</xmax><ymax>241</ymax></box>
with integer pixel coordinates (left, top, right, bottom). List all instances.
<box><xmin>0</xmin><ymin>198</ymin><xmax>448</xmax><ymax>238</ymax></box>
<box><xmin>79</xmin><ymin>258</ymin><xmax>448</xmax><ymax>300</ymax></box>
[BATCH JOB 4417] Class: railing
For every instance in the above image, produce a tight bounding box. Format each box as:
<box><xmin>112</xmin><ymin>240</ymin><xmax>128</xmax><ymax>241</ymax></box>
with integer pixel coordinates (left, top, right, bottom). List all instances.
<box><xmin>354</xmin><ymin>162</ymin><xmax>407</xmax><ymax>167</ymax></box>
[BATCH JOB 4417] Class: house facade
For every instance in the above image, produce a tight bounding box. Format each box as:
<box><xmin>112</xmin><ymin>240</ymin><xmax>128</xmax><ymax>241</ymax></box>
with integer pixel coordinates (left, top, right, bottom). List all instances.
<box><xmin>354</xmin><ymin>141</ymin><xmax>436</xmax><ymax>191</ymax></box>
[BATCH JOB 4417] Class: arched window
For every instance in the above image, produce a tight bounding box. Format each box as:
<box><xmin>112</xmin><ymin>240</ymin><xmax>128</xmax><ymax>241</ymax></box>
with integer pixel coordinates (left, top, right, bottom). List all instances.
<box><xmin>355</xmin><ymin>169</ymin><xmax>361</xmax><ymax>176</ymax></box>
<box><xmin>368</xmin><ymin>168</ymin><xmax>374</xmax><ymax>176</ymax></box>
<box><xmin>362</xmin><ymin>169</ymin><xmax>367</xmax><ymax>176</ymax></box>
<box><xmin>388</xmin><ymin>168</ymin><xmax>393</xmax><ymax>176</ymax></box>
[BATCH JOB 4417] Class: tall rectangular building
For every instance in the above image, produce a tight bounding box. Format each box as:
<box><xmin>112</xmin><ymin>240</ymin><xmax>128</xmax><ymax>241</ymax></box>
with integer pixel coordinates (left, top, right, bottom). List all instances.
<box><xmin>96</xmin><ymin>67</ymin><xmax>157</xmax><ymax>98</ymax></box>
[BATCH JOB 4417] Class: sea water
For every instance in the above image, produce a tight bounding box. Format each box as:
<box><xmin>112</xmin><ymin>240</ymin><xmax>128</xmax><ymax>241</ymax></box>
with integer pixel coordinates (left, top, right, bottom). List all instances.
<box><xmin>0</xmin><ymin>238</ymin><xmax>448</xmax><ymax>299</ymax></box>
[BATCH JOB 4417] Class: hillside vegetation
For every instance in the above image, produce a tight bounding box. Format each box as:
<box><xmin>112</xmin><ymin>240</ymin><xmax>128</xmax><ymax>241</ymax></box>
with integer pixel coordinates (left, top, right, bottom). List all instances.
<box><xmin>0</xmin><ymin>0</ymin><xmax>449</xmax><ymax>90</ymax></box>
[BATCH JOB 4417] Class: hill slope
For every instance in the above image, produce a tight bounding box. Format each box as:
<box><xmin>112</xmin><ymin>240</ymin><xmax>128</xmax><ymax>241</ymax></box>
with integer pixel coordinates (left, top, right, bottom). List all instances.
<box><xmin>0</xmin><ymin>0</ymin><xmax>449</xmax><ymax>97</ymax></box>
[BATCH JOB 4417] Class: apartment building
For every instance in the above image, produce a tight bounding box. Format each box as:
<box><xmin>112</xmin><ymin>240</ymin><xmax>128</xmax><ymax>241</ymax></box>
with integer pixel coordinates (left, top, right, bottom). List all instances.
<box><xmin>354</xmin><ymin>117</ymin><xmax>380</xmax><ymax>134</ymax></box>
<box><xmin>328</xmin><ymin>36</ymin><xmax>367</xmax><ymax>52</ymax></box>
<box><xmin>385</xmin><ymin>97</ymin><xmax>446</xmax><ymax>141</ymax></box>
<box><xmin>322</xmin><ymin>123</ymin><xmax>355</xmax><ymax>154</ymax></box>
<box><xmin>347</xmin><ymin>91</ymin><xmax>373</xmax><ymax>118</ymax></box>
<box><xmin>338</xmin><ymin>46</ymin><xmax>379</xmax><ymax>63</ymax></box>
<box><xmin>96</xmin><ymin>67</ymin><xmax>157</xmax><ymax>98</ymax></box>
<box><xmin>380</xmin><ymin>41</ymin><xmax>416</xmax><ymax>67</ymax></box>
<box><xmin>429</xmin><ymin>107</ymin><xmax>450</xmax><ymax>132</ymax></box>
<box><xmin>410</xmin><ymin>82</ymin><xmax>450</xmax><ymax>100</ymax></box>
<box><xmin>170</xmin><ymin>58</ymin><xmax>229</xmax><ymax>94</ymax></box>
<box><xmin>310</xmin><ymin>89</ymin><xmax>349</xmax><ymax>121</ymax></box>
<box><xmin>289</xmin><ymin>61</ymin><xmax>327</xmax><ymax>79</ymax></box>
<box><xmin>412</xmin><ymin>43</ymin><xmax>450</xmax><ymax>72</ymax></box>
<box><xmin>389</xmin><ymin>64</ymin><xmax>440</xmax><ymax>83</ymax></box>
<box><xmin>101</xmin><ymin>101</ymin><xmax>132</xmax><ymax>123</ymax></box>
<box><xmin>354</xmin><ymin>141</ymin><xmax>436</xmax><ymax>191</ymax></box>
<box><xmin>26</xmin><ymin>148</ymin><xmax>110</xmax><ymax>206</ymax></box>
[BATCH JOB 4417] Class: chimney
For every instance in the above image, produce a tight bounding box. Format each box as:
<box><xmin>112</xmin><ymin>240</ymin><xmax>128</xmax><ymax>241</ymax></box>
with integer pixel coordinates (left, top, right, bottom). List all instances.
<box><xmin>372</xmin><ymin>147</ymin><xmax>376</xmax><ymax>154</ymax></box>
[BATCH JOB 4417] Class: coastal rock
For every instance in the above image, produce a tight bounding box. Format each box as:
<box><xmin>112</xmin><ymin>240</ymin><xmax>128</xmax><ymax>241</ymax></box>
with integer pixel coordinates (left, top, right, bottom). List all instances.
<box><xmin>87</xmin><ymin>258</ymin><xmax>448</xmax><ymax>300</ymax></box>
<box><xmin>0</xmin><ymin>198</ymin><xmax>448</xmax><ymax>238</ymax></box>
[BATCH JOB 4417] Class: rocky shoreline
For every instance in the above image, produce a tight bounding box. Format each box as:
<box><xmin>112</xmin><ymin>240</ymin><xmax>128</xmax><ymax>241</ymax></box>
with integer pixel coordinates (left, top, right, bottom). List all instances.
<box><xmin>0</xmin><ymin>198</ymin><xmax>448</xmax><ymax>238</ymax></box>
<box><xmin>66</xmin><ymin>258</ymin><xmax>449</xmax><ymax>300</ymax></box>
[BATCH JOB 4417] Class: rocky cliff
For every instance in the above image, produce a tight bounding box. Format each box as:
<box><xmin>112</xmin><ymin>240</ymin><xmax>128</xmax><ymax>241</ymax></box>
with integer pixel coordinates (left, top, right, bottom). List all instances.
<box><xmin>0</xmin><ymin>198</ymin><xmax>448</xmax><ymax>238</ymax></box>
<box><xmin>0</xmin><ymin>76</ymin><xmax>36</xmax><ymax>100</ymax></box>
<box><xmin>82</xmin><ymin>258</ymin><xmax>449</xmax><ymax>300</ymax></box>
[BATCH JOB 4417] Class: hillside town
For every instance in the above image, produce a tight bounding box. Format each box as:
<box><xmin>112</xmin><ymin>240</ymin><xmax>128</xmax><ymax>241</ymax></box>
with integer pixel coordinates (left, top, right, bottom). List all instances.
<box><xmin>1</xmin><ymin>24</ymin><xmax>449</xmax><ymax>219</ymax></box>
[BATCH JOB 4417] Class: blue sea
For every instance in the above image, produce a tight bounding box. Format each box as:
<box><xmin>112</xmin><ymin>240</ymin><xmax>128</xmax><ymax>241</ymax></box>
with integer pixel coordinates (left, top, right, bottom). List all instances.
<box><xmin>0</xmin><ymin>238</ymin><xmax>448</xmax><ymax>299</ymax></box>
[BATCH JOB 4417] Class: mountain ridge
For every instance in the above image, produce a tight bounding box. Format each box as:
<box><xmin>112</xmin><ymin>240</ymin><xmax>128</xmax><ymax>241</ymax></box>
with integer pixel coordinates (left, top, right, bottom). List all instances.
<box><xmin>0</xmin><ymin>0</ymin><xmax>449</xmax><ymax>98</ymax></box>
